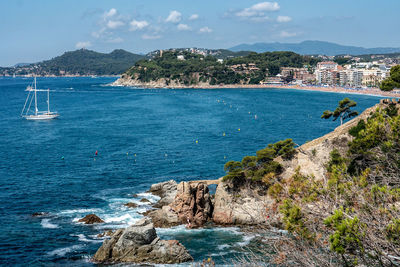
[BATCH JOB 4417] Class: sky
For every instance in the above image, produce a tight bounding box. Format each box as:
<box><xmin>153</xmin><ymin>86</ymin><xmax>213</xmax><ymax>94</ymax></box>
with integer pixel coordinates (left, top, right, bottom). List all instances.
<box><xmin>0</xmin><ymin>0</ymin><xmax>399</xmax><ymax>66</ymax></box>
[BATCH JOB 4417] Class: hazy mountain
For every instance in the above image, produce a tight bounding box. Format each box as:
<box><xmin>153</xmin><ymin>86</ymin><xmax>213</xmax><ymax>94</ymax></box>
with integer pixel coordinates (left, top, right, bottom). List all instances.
<box><xmin>229</xmin><ymin>40</ymin><xmax>400</xmax><ymax>56</ymax></box>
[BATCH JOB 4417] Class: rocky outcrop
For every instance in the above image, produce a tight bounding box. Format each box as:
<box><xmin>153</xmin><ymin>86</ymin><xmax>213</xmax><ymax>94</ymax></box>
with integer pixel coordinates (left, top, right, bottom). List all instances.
<box><xmin>78</xmin><ymin>214</ymin><xmax>104</xmax><ymax>224</ymax></box>
<box><xmin>213</xmin><ymin>181</ymin><xmax>273</xmax><ymax>225</ymax></box>
<box><xmin>146</xmin><ymin>205</ymin><xmax>180</xmax><ymax>228</ymax></box>
<box><xmin>123</xmin><ymin>202</ymin><xmax>138</xmax><ymax>208</ymax></box>
<box><xmin>169</xmin><ymin>182</ymin><xmax>213</xmax><ymax>227</ymax></box>
<box><xmin>92</xmin><ymin>218</ymin><xmax>193</xmax><ymax>264</ymax></box>
<box><xmin>149</xmin><ymin>180</ymin><xmax>178</xmax><ymax>208</ymax></box>
<box><xmin>277</xmin><ymin>102</ymin><xmax>383</xmax><ymax>183</ymax></box>
<box><xmin>112</xmin><ymin>74</ymin><xmax>214</xmax><ymax>89</ymax></box>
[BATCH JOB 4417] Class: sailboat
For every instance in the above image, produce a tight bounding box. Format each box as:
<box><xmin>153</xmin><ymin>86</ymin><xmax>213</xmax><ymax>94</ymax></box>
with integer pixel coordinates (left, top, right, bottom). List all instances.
<box><xmin>21</xmin><ymin>77</ymin><xmax>59</xmax><ymax>120</ymax></box>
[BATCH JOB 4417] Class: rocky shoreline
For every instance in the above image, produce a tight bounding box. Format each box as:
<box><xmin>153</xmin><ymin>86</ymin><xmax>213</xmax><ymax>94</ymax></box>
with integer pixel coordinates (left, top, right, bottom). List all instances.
<box><xmin>111</xmin><ymin>74</ymin><xmax>400</xmax><ymax>97</ymax></box>
<box><xmin>88</xmin><ymin>99</ymin><xmax>400</xmax><ymax>265</ymax></box>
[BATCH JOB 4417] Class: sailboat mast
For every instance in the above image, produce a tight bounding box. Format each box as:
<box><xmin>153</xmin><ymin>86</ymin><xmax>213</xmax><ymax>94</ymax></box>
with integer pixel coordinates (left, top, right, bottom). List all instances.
<box><xmin>47</xmin><ymin>88</ymin><xmax>50</xmax><ymax>113</ymax></box>
<box><xmin>34</xmin><ymin>76</ymin><xmax>38</xmax><ymax>116</ymax></box>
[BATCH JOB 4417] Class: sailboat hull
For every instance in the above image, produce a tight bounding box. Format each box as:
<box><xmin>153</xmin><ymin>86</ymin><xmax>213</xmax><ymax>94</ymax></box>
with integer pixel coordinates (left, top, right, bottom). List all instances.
<box><xmin>23</xmin><ymin>113</ymin><xmax>59</xmax><ymax>120</ymax></box>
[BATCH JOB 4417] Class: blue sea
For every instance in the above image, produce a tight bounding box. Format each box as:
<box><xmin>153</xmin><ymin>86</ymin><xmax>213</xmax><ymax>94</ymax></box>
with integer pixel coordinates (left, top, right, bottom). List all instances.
<box><xmin>0</xmin><ymin>77</ymin><xmax>383</xmax><ymax>266</ymax></box>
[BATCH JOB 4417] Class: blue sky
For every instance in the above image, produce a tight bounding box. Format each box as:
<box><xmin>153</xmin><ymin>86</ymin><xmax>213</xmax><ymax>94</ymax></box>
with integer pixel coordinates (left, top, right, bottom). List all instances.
<box><xmin>0</xmin><ymin>0</ymin><xmax>399</xmax><ymax>66</ymax></box>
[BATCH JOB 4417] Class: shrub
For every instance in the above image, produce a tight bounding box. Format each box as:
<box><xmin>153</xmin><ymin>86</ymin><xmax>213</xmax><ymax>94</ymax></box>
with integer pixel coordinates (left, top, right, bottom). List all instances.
<box><xmin>324</xmin><ymin>208</ymin><xmax>365</xmax><ymax>256</ymax></box>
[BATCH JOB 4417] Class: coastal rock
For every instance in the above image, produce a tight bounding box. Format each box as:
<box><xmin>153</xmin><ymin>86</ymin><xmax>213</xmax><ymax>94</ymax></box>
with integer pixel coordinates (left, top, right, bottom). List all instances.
<box><xmin>146</xmin><ymin>205</ymin><xmax>180</xmax><ymax>228</ymax></box>
<box><xmin>78</xmin><ymin>214</ymin><xmax>104</xmax><ymax>224</ymax></box>
<box><xmin>139</xmin><ymin>198</ymin><xmax>151</xmax><ymax>203</ymax></box>
<box><xmin>213</xmin><ymin>181</ymin><xmax>273</xmax><ymax>225</ymax></box>
<box><xmin>92</xmin><ymin>218</ymin><xmax>193</xmax><ymax>264</ymax></box>
<box><xmin>170</xmin><ymin>182</ymin><xmax>213</xmax><ymax>227</ymax></box>
<box><xmin>149</xmin><ymin>180</ymin><xmax>178</xmax><ymax>208</ymax></box>
<box><xmin>124</xmin><ymin>202</ymin><xmax>138</xmax><ymax>208</ymax></box>
<box><xmin>32</xmin><ymin>212</ymin><xmax>48</xmax><ymax>217</ymax></box>
<box><xmin>278</xmin><ymin>103</ymin><xmax>382</xmax><ymax>183</ymax></box>
<box><xmin>97</xmin><ymin>230</ymin><xmax>114</xmax><ymax>238</ymax></box>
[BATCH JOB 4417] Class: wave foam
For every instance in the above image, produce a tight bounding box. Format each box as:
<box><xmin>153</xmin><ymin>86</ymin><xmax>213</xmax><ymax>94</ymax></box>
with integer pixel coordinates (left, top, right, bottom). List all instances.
<box><xmin>47</xmin><ymin>245</ymin><xmax>83</xmax><ymax>257</ymax></box>
<box><xmin>58</xmin><ymin>208</ymin><xmax>103</xmax><ymax>215</ymax></box>
<box><xmin>41</xmin><ymin>219</ymin><xmax>59</xmax><ymax>229</ymax></box>
<box><xmin>71</xmin><ymin>234</ymin><xmax>103</xmax><ymax>243</ymax></box>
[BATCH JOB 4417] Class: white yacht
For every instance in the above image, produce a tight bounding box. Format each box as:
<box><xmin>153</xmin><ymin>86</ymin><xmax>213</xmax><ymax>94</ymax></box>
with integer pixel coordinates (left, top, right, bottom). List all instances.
<box><xmin>21</xmin><ymin>77</ymin><xmax>59</xmax><ymax>120</ymax></box>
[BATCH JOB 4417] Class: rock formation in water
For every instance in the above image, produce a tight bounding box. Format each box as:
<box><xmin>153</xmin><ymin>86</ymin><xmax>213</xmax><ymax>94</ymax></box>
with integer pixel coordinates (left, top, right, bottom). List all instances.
<box><xmin>148</xmin><ymin>179</ymin><xmax>178</xmax><ymax>208</ymax></box>
<box><xmin>78</xmin><ymin>214</ymin><xmax>104</xmax><ymax>224</ymax></box>
<box><xmin>92</xmin><ymin>218</ymin><xmax>193</xmax><ymax>264</ymax></box>
<box><xmin>169</xmin><ymin>182</ymin><xmax>213</xmax><ymax>227</ymax></box>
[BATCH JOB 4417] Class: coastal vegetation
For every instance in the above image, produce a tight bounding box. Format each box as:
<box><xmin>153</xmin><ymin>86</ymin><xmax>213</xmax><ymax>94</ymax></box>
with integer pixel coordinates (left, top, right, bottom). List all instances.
<box><xmin>0</xmin><ymin>49</ymin><xmax>144</xmax><ymax>76</ymax></box>
<box><xmin>227</xmin><ymin>102</ymin><xmax>400</xmax><ymax>266</ymax></box>
<box><xmin>321</xmin><ymin>98</ymin><xmax>358</xmax><ymax>125</ymax></box>
<box><xmin>124</xmin><ymin>50</ymin><xmax>320</xmax><ymax>86</ymax></box>
<box><xmin>380</xmin><ymin>65</ymin><xmax>400</xmax><ymax>91</ymax></box>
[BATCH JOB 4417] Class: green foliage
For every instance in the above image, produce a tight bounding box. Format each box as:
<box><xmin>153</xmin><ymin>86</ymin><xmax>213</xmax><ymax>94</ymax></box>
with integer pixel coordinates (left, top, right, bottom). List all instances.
<box><xmin>385</xmin><ymin>219</ymin><xmax>400</xmax><ymax>246</ymax></box>
<box><xmin>384</xmin><ymin>103</ymin><xmax>399</xmax><ymax>117</ymax></box>
<box><xmin>327</xmin><ymin>149</ymin><xmax>347</xmax><ymax>173</ymax></box>
<box><xmin>33</xmin><ymin>49</ymin><xmax>144</xmax><ymax>75</ymax></box>
<box><xmin>334</xmin><ymin>56</ymin><xmax>352</xmax><ymax>66</ymax></box>
<box><xmin>223</xmin><ymin>139</ymin><xmax>295</xmax><ymax>185</ymax></box>
<box><xmin>267</xmin><ymin>139</ymin><xmax>297</xmax><ymax>160</ymax></box>
<box><xmin>287</xmin><ymin>168</ymin><xmax>322</xmax><ymax>202</ymax></box>
<box><xmin>321</xmin><ymin>98</ymin><xmax>358</xmax><ymax>125</ymax></box>
<box><xmin>280</xmin><ymin>199</ymin><xmax>313</xmax><ymax>240</ymax></box>
<box><xmin>380</xmin><ymin>65</ymin><xmax>400</xmax><ymax>91</ymax></box>
<box><xmin>127</xmin><ymin>50</ymin><xmax>319</xmax><ymax>85</ymax></box>
<box><xmin>348</xmin><ymin>119</ymin><xmax>366</xmax><ymax>138</ymax></box>
<box><xmin>324</xmin><ymin>208</ymin><xmax>365</xmax><ymax>256</ymax></box>
<box><xmin>222</xmin><ymin>161</ymin><xmax>244</xmax><ymax>182</ymax></box>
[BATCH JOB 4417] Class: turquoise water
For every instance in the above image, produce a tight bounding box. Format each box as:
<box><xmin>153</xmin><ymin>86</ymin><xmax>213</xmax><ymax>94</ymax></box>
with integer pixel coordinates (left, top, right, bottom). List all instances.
<box><xmin>0</xmin><ymin>77</ymin><xmax>382</xmax><ymax>265</ymax></box>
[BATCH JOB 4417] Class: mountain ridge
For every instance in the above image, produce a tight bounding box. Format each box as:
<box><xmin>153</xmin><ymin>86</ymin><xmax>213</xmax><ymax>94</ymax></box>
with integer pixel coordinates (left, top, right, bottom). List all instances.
<box><xmin>229</xmin><ymin>40</ymin><xmax>400</xmax><ymax>56</ymax></box>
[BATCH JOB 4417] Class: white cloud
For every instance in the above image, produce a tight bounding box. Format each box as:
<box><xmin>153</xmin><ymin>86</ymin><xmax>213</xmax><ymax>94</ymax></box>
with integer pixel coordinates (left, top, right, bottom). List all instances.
<box><xmin>177</xmin><ymin>23</ymin><xmax>191</xmax><ymax>31</ymax></box>
<box><xmin>165</xmin><ymin>10</ymin><xmax>182</xmax><ymax>23</ymax></box>
<box><xmin>236</xmin><ymin>2</ymin><xmax>280</xmax><ymax>18</ymax></box>
<box><xmin>75</xmin><ymin>41</ymin><xmax>91</xmax><ymax>49</ymax></box>
<box><xmin>106</xmin><ymin>37</ymin><xmax>124</xmax><ymax>43</ymax></box>
<box><xmin>189</xmin><ymin>14</ymin><xmax>199</xmax><ymax>20</ymax></box>
<box><xmin>142</xmin><ymin>33</ymin><xmax>161</xmax><ymax>40</ymax></box>
<box><xmin>280</xmin><ymin>30</ymin><xmax>298</xmax><ymax>38</ymax></box>
<box><xmin>277</xmin><ymin>15</ymin><xmax>292</xmax><ymax>23</ymax></box>
<box><xmin>199</xmin><ymin>26</ymin><xmax>212</xmax><ymax>33</ymax></box>
<box><xmin>129</xmin><ymin>20</ymin><xmax>149</xmax><ymax>31</ymax></box>
<box><xmin>104</xmin><ymin>8</ymin><xmax>117</xmax><ymax>19</ymax></box>
<box><xmin>106</xmin><ymin>20</ymin><xmax>125</xmax><ymax>29</ymax></box>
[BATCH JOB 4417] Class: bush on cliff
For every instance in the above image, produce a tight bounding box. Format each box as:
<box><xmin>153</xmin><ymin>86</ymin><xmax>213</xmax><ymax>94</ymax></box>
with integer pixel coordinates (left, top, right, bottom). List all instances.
<box><xmin>222</xmin><ymin>139</ymin><xmax>296</xmax><ymax>183</ymax></box>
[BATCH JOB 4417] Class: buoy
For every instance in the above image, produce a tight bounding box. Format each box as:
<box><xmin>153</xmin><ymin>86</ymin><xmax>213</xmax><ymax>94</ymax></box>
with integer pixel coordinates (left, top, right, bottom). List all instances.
<box><xmin>223</xmin><ymin>132</ymin><xmax>226</xmax><ymax>136</ymax></box>
<box><xmin>126</xmin><ymin>152</ymin><xmax>129</xmax><ymax>155</ymax></box>
<box><xmin>224</xmin><ymin>155</ymin><xmax>226</xmax><ymax>159</ymax></box>
<box><xmin>134</xmin><ymin>154</ymin><xmax>136</xmax><ymax>157</ymax></box>
<box><xmin>195</xmin><ymin>140</ymin><xmax>198</xmax><ymax>144</ymax></box>
<box><xmin>238</xmin><ymin>128</ymin><xmax>241</xmax><ymax>131</ymax></box>
<box><xmin>95</xmin><ymin>150</ymin><xmax>98</xmax><ymax>156</ymax></box>
<box><xmin>165</xmin><ymin>153</ymin><xmax>168</xmax><ymax>157</ymax></box>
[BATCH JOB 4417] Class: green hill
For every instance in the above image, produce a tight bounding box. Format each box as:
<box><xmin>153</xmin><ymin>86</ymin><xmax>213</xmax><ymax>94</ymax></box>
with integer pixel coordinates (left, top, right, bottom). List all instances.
<box><xmin>124</xmin><ymin>50</ymin><xmax>319</xmax><ymax>86</ymax></box>
<box><xmin>1</xmin><ymin>49</ymin><xmax>144</xmax><ymax>76</ymax></box>
<box><xmin>37</xmin><ymin>49</ymin><xmax>144</xmax><ymax>75</ymax></box>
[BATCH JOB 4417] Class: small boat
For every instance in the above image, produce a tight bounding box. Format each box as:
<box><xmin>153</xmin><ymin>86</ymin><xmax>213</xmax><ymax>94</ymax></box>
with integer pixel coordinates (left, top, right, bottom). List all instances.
<box><xmin>21</xmin><ymin>77</ymin><xmax>59</xmax><ymax>120</ymax></box>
